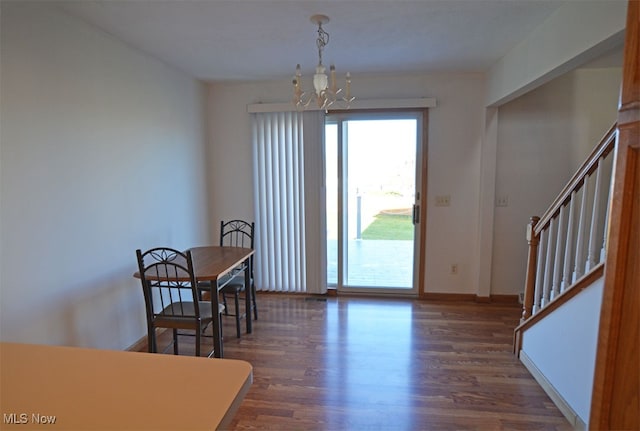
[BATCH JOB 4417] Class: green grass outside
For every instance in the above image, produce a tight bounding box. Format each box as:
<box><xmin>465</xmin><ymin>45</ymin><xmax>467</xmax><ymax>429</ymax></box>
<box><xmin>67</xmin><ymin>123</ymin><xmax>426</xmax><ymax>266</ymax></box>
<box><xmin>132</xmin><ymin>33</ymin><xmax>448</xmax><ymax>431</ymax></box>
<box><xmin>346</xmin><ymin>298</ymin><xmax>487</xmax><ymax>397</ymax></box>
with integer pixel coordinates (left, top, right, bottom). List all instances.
<box><xmin>361</xmin><ymin>213</ymin><xmax>414</xmax><ymax>240</ymax></box>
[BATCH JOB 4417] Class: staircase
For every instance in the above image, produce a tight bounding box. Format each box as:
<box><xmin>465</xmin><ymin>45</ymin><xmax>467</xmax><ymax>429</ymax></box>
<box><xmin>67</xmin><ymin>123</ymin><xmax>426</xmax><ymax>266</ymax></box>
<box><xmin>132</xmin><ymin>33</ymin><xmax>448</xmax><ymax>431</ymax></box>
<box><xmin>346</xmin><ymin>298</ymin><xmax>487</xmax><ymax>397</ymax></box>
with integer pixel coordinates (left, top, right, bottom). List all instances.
<box><xmin>512</xmin><ymin>125</ymin><xmax>616</xmax><ymax>428</ymax></box>
<box><xmin>516</xmin><ymin>125</ymin><xmax>616</xmax><ymax>331</ymax></box>
<box><xmin>512</xmin><ymin>4</ymin><xmax>639</xmax><ymax>428</ymax></box>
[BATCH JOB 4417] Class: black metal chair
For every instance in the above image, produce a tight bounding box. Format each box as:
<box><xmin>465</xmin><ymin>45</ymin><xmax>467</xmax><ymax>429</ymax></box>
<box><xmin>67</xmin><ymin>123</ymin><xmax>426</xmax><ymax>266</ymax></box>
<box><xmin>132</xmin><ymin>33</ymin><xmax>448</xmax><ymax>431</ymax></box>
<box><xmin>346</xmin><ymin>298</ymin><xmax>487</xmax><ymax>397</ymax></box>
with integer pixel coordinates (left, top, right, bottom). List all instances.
<box><xmin>219</xmin><ymin>220</ymin><xmax>257</xmax><ymax>338</ymax></box>
<box><xmin>136</xmin><ymin>247</ymin><xmax>224</xmax><ymax>357</ymax></box>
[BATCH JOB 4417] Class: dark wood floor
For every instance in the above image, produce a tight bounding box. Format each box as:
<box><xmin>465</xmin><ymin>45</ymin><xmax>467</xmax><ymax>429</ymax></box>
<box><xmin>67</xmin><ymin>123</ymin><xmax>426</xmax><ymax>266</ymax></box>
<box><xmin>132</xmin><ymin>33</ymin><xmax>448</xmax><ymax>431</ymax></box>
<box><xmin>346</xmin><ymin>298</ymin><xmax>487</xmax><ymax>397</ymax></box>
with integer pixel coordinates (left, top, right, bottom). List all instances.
<box><xmin>149</xmin><ymin>294</ymin><xmax>571</xmax><ymax>430</ymax></box>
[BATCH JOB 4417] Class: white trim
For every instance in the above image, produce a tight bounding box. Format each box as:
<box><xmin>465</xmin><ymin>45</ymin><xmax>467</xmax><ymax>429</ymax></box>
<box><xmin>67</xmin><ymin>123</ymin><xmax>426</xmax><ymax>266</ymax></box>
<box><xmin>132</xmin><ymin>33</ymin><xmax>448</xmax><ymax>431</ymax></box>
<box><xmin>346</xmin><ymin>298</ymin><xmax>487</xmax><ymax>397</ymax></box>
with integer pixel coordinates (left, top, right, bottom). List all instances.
<box><xmin>247</xmin><ymin>98</ymin><xmax>437</xmax><ymax>113</ymax></box>
<box><xmin>519</xmin><ymin>350</ymin><xmax>587</xmax><ymax>430</ymax></box>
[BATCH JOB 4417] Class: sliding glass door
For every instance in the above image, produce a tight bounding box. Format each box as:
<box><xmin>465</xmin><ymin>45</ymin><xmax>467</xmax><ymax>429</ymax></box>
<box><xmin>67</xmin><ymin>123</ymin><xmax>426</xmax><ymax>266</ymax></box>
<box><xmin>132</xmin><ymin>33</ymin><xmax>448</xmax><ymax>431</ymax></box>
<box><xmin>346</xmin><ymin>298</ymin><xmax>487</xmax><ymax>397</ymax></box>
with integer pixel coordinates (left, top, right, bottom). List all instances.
<box><xmin>326</xmin><ymin>111</ymin><xmax>425</xmax><ymax>295</ymax></box>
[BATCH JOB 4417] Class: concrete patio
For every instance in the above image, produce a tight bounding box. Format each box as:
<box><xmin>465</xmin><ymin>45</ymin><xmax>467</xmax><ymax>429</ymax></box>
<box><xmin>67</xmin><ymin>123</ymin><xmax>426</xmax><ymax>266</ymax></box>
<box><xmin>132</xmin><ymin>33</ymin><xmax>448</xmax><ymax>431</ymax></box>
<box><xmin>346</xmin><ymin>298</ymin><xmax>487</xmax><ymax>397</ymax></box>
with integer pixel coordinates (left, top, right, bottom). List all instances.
<box><xmin>327</xmin><ymin>239</ymin><xmax>414</xmax><ymax>288</ymax></box>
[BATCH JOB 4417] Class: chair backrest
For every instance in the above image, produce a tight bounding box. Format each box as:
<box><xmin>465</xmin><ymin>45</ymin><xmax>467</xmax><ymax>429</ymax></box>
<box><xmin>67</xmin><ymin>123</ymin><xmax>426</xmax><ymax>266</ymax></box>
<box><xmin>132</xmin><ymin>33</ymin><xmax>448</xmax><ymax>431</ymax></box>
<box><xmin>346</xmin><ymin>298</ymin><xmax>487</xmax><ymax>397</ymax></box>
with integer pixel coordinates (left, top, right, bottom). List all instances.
<box><xmin>219</xmin><ymin>220</ymin><xmax>254</xmax><ymax>249</ymax></box>
<box><xmin>136</xmin><ymin>247</ymin><xmax>200</xmax><ymax>320</ymax></box>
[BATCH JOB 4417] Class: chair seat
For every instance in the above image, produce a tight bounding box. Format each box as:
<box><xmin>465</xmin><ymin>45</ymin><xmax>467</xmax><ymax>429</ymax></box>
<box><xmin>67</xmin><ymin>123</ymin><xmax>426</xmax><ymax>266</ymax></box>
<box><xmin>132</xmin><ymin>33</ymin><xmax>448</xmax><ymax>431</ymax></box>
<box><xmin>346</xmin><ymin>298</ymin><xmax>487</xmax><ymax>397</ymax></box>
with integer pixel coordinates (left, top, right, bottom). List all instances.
<box><xmin>221</xmin><ymin>282</ymin><xmax>244</xmax><ymax>294</ymax></box>
<box><xmin>157</xmin><ymin>301</ymin><xmax>225</xmax><ymax>322</ymax></box>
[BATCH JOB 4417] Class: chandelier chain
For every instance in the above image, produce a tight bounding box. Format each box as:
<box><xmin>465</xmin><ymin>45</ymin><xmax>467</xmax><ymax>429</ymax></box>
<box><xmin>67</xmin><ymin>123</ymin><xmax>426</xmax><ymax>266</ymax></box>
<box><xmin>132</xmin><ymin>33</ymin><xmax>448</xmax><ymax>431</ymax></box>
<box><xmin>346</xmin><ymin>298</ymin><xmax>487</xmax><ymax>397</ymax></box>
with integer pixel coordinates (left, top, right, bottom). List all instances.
<box><xmin>316</xmin><ymin>23</ymin><xmax>329</xmax><ymax>65</ymax></box>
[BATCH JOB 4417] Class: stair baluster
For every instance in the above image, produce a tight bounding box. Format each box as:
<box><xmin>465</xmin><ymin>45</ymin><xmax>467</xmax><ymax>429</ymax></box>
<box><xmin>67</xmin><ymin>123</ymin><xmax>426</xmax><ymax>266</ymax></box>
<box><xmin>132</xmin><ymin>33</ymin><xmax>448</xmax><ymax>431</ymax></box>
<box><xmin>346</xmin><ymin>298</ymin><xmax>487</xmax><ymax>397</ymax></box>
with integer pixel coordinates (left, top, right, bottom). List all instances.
<box><xmin>561</xmin><ymin>192</ymin><xmax>576</xmax><ymax>292</ymax></box>
<box><xmin>586</xmin><ymin>159</ymin><xmax>603</xmax><ymax>272</ymax></box>
<box><xmin>542</xmin><ymin>218</ymin><xmax>555</xmax><ymax>307</ymax></box>
<box><xmin>532</xmin><ymin>227</ymin><xmax>546</xmax><ymax>315</ymax></box>
<box><xmin>551</xmin><ymin>205</ymin><xmax>566</xmax><ymax>300</ymax></box>
<box><xmin>573</xmin><ymin>176</ymin><xmax>589</xmax><ymax>282</ymax></box>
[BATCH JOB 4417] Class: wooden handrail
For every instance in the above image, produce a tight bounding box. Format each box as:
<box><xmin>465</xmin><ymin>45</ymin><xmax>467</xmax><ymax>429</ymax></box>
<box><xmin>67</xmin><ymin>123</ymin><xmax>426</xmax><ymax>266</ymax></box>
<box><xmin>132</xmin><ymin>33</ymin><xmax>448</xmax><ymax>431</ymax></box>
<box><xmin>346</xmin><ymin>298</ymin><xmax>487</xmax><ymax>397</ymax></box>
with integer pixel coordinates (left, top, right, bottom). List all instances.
<box><xmin>534</xmin><ymin>124</ymin><xmax>617</xmax><ymax>235</ymax></box>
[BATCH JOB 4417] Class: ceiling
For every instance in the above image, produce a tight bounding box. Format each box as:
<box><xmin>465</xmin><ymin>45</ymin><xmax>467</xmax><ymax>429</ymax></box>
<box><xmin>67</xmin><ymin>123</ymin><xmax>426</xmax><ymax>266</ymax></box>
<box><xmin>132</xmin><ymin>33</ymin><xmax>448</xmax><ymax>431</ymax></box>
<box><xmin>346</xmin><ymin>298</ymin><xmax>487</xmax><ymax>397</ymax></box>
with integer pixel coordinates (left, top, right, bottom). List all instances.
<box><xmin>57</xmin><ymin>0</ymin><xmax>571</xmax><ymax>83</ymax></box>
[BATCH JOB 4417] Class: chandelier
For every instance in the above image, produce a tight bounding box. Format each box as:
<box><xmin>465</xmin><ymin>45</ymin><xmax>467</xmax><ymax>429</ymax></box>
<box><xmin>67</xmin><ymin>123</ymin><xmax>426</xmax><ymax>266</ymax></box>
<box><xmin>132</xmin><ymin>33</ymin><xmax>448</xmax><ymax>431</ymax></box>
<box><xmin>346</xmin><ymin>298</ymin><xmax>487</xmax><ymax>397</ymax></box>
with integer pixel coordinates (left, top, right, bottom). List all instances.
<box><xmin>292</xmin><ymin>14</ymin><xmax>354</xmax><ymax>110</ymax></box>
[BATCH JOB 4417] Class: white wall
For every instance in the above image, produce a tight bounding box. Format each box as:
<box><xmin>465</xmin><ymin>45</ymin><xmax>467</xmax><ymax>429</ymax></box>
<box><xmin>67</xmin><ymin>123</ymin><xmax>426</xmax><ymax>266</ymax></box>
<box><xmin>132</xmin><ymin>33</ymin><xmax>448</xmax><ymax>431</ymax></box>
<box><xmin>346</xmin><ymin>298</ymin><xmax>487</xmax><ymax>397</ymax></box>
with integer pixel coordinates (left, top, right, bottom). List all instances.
<box><xmin>0</xmin><ymin>3</ymin><xmax>209</xmax><ymax>349</ymax></box>
<box><xmin>490</xmin><ymin>66</ymin><xmax>621</xmax><ymax>295</ymax></box>
<box><xmin>209</xmin><ymin>64</ymin><xmax>620</xmax><ymax>297</ymax></box>
<box><xmin>486</xmin><ymin>0</ymin><xmax>626</xmax><ymax>106</ymax></box>
<box><xmin>208</xmin><ymin>73</ymin><xmax>486</xmax><ymax>295</ymax></box>
<box><xmin>570</xmin><ymin>68</ymin><xmax>624</xmax><ymax>168</ymax></box>
<box><xmin>521</xmin><ymin>276</ymin><xmax>605</xmax><ymax>425</ymax></box>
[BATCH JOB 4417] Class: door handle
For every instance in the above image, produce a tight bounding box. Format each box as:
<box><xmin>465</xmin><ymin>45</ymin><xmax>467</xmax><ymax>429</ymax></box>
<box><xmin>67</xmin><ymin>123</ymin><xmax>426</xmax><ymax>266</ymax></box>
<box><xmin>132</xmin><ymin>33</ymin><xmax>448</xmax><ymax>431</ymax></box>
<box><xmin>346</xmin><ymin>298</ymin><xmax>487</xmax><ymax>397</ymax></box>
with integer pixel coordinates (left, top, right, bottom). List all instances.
<box><xmin>412</xmin><ymin>204</ymin><xmax>419</xmax><ymax>224</ymax></box>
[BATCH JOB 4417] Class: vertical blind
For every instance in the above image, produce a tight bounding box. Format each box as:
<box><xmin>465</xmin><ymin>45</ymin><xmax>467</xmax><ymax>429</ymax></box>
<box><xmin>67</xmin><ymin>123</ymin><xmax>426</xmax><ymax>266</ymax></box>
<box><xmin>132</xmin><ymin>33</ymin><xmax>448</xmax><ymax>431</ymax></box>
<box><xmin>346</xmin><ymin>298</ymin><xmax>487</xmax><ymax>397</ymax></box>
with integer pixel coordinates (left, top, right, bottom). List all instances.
<box><xmin>251</xmin><ymin>111</ymin><xmax>326</xmax><ymax>294</ymax></box>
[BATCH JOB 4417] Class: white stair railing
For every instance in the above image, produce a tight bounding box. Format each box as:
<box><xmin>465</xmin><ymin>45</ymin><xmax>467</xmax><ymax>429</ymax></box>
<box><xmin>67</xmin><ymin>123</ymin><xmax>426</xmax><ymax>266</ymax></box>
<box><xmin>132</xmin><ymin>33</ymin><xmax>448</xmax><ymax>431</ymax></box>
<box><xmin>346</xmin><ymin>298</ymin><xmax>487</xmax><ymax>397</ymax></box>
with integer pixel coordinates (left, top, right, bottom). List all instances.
<box><xmin>521</xmin><ymin>124</ymin><xmax>617</xmax><ymax>321</ymax></box>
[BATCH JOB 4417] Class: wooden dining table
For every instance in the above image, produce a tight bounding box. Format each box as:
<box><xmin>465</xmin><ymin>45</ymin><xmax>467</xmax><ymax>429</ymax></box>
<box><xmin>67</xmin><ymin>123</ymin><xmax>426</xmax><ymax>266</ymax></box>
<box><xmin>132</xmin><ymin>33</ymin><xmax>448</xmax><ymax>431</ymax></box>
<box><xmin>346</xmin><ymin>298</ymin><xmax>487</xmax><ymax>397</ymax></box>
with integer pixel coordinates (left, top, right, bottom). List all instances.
<box><xmin>0</xmin><ymin>342</ymin><xmax>252</xmax><ymax>430</ymax></box>
<box><xmin>134</xmin><ymin>245</ymin><xmax>254</xmax><ymax>358</ymax></box>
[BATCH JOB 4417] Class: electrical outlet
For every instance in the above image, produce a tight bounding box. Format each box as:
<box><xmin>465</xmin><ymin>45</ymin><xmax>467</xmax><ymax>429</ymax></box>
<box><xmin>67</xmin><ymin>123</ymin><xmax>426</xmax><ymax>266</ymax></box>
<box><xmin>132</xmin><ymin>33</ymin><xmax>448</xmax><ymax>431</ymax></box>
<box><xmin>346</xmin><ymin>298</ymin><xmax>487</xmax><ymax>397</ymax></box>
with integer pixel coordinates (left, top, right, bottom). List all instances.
<box><xmin>450</xmin><ymin>264</ymin><xmax>458</xmax><ymax>275</ymax></box>
<box><xmin>496</xmin><ymin>195</ymin><xmax>509</xmax><ymax>207</ymax></box>
<box><xmin>435</xmin><ymin>195</ymin><xmax>451</xmax><ymax>207</ymax></box>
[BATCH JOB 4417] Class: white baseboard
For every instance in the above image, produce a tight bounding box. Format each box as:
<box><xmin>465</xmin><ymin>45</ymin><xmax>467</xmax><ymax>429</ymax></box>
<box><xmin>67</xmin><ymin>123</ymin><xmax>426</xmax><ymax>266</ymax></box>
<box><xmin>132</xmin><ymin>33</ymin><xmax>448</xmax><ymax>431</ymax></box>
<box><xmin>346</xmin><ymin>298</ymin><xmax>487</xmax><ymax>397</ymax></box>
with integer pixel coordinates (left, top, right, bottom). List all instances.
<box><xmin>519</xmin><ymin>350</ymin><xmax>587</xmax><ymax>430</ymax></box>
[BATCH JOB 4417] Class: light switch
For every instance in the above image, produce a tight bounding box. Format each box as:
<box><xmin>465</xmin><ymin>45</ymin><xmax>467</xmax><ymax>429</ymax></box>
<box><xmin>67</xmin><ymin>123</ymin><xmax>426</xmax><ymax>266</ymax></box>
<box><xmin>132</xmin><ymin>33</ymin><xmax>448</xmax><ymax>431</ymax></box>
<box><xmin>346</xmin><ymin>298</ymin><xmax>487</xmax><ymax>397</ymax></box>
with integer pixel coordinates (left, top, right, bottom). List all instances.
<box><xmin>435</xmin><ymin>195</ymin><xmax>451</xmax><ymax>207</ymax></box>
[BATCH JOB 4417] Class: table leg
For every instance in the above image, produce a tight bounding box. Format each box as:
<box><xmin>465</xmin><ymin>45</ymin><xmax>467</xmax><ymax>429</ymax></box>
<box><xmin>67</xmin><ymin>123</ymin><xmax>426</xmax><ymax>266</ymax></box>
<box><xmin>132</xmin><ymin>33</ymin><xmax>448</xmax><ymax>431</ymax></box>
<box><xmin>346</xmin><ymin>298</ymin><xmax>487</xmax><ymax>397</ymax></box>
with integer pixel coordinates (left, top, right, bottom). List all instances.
<box><xmin>245</xmin><ymin>258</ymin><xmax>252</xmax><ymax>334</ymax></box>
<box><xmin>211</xmin><ymin>280</ymin><xmax>223</xmax><ymax>358</ymax></box>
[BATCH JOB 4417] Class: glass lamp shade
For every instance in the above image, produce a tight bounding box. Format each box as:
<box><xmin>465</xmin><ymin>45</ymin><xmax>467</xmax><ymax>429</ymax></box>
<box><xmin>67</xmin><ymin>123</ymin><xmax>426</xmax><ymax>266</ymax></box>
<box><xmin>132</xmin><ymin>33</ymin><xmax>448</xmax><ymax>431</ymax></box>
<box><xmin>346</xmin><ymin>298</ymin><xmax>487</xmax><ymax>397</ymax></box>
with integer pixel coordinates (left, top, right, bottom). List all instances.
<box><xmin>313</xmin><ymin>64</ymin><xmax>328</xmax><ymax>96</ymax></box>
